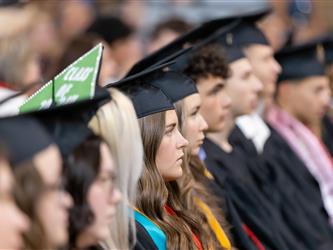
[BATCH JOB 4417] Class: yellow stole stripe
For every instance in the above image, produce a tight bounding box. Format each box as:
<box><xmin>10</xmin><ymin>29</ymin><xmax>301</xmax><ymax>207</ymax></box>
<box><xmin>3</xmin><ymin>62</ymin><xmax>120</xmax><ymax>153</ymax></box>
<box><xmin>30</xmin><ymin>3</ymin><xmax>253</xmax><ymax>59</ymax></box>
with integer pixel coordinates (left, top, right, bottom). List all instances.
<box><xmin>195</xmin><ymin>198</ymin><xmax>232</xmax><ymax>250</ymax></box>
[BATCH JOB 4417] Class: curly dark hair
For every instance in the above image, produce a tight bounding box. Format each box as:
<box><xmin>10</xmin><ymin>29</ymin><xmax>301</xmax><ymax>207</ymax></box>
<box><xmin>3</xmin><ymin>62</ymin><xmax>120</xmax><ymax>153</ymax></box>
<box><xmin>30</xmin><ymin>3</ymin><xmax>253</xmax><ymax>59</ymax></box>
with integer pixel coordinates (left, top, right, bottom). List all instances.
<box><xmin>63</xmin><ymin>135</ymin><xmax>103</xmax><ymax>249</ymax></box>
<box><xmin>183</xmin><ymin>43</ymin><xmax>230</xmax><ymax>83</ymax></box>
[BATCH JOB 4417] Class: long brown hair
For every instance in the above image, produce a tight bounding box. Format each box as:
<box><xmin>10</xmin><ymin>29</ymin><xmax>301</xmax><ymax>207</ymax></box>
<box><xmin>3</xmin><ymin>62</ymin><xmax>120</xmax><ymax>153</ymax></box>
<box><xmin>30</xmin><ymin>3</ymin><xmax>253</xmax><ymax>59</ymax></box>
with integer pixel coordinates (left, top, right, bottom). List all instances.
<box><xmin>137</xmin><ymin>111</ymin><xmax>211</xmax><ymax>249</ymax></box>
<box><xmin>175</xmin><ymin>99</ymin><xmax>232</xmax><ymax>250</ymax></box>
<box><xmin>13</xmin><ymin>161</ymin><xmax>50</xmax><ymax>250</ymax></box>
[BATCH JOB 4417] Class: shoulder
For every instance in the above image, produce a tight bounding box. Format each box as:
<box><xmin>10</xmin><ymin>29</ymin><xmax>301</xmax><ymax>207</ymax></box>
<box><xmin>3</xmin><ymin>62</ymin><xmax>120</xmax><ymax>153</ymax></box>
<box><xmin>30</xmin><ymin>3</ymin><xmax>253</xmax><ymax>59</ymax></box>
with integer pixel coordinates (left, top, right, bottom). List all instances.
<box><xmin>134</xmin><ymin>221</ymin><xmax>159</xmax><ymax>250</ymax></box>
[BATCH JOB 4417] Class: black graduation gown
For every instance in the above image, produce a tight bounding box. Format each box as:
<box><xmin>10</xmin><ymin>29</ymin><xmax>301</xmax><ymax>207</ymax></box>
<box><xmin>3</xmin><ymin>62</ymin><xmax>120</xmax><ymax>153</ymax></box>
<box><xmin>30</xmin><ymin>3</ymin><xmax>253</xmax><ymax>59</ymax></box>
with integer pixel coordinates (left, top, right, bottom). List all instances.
<box><xmin>203</xmin><ymin>138</ymin><xmax>305</xmax><ymax>250</ymax></box>
<box><xmin>204</xmin><ymin>172</ymin><xmax>259</xmax><ymax>250</ymax></box>
<box><xmin>229</xmin><ymin>125</ymin><xmax>258</xmax><ymax>158</ymax></box>
<box><xmin>262</xmin><ymin>127</ymin><xmax>333</xmax><ymax>249</ymax></box>
<box><xmin>133</xmin><ymin>221</ymin><xmax>158</xmax><ymax>250</ymax></box>
<box><xmin>229</xmin><ymin>124</ymin><xmax>333</xmax><ymax>249</ymax></box>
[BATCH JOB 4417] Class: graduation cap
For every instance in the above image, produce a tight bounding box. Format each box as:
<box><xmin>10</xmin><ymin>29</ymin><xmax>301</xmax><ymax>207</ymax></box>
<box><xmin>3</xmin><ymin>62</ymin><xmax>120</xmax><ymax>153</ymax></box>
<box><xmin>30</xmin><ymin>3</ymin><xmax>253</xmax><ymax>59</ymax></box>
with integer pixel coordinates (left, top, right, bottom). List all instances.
<box><xmin>126</xmin><ymin>19</ymin><xmax>239</xmax><ymax>76</ymax></box>
<box><xmin>27</xmin><ymin>86</ymin><xmax>111</xmax><ymax>157</ymax></box>
<box><xmin>127</xmin><ymin>8</ymin><xmax>270</xmax><ymax>76</ymax></box>
<box><xmin>190</xmin><ymin>7</ymin><xmax>270</xmax><ymax>62</ymax></box>
<box><xmin>0</xmin><ymin>115</ymin><xmax>53</xmax><ymax>166</ymax></box>
<box><xmin>149</xmin><ymin>71</ymin><xmax>198</xmax><ymax>103</ymax></box>
<box><xmin>108</xmin><ymin>63</ymin><xmax>175</xmax><ymax>118</ymax></box>
<box><xmin>275</xmin><ymin>40</ymin><xmax>326</xmax><ymax>83</ymax></box>
<box><xmin>219</xmin><ymin>12</ymin><xmax>270</xmax><ymax>48</ymax></box>
<box><xmin>0</xmin><ymin>85</ymin><xmax>111</xmax><ymax>158</ymax></box>
<box><xmin>110</xmin><ymin>61</ymin><xmax>197</xmax><ymax>103</ymax></box>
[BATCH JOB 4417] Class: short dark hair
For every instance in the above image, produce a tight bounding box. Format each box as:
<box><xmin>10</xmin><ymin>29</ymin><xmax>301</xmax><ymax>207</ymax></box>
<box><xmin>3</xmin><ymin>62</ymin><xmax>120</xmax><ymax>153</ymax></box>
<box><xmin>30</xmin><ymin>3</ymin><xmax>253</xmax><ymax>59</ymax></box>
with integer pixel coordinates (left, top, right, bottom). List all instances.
<box><xmin>183</xmin><ymin>43</ymin><xmax>230</xmax><ymax>83</ymax></box>
<box><xmin>63</xmin><ymin>135</ymin><xmax>103</xmax><ymax>249</ymax></box>
<box><xmin>150</xmin><ymin>17</ymin><xmax>193</xmax><ymax>40</ymax></box>
<box><xmin>87</xmin><ymin>16</ymin><xmax>133</xmax><ymax>46</ymax></box>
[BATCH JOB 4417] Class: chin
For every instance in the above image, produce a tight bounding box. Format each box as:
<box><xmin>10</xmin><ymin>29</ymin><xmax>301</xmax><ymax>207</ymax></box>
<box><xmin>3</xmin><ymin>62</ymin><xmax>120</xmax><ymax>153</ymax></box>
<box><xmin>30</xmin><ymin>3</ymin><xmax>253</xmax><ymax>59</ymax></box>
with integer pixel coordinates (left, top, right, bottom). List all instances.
<box><xmin>97</xmin><ymin>226</ymin><xmax>110</xmax><ymax>241</ymax></box>
<box><xmin>164</xmin><ymin>168</ymin><xmax>183</xmax><ymax>182</ymax></box>
<box><xmin>217</xmin><ymin>123</ymin><xmax>226</xmax><ymax>131</ymax></box>
<box><xmin>50</xmin><ymin>233</ymin><xmax>67</xmax><ymax>248</ymax></box>
<box><xmin>191</xmin><ymin>147</ymin><xmax>200</xmax><ymax>156</ymax></box>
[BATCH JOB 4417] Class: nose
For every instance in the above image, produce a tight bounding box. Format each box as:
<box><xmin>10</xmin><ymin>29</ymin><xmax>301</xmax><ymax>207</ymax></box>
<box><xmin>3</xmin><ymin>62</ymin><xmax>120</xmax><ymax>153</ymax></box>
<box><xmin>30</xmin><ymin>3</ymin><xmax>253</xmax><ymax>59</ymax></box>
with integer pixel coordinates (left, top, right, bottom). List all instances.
<box><xmin>272</xmin><ymin>58</ymin><xmax>282</xmax><ymax>75</ymax></box>
<box><xmin>199</xmin><ymin>114</ymin><xmax>208</xmax><ymax>131</ymax></box>
<box><xmin>61</xmin><ymin>191</ymin><xmax>73</xmax><ymax>209</ymax></box>
<box><xmin>13</xmin><ymin>206</ymin><xmax>30</xmax><ymax>233</ymax></box>
<box><xmin>253</xmin><ymin>75</ymin><xmax>264</xmax><ymax>93</ymax></box>
<box><xmin>322</xmin><ymin>88</ymin><xmax>331</xmax><ymax>108</ymax></box>
<box><xmin>177</xmin><ymin>129</ymin><xmax>189</xmax><ymax>149</ymax></box>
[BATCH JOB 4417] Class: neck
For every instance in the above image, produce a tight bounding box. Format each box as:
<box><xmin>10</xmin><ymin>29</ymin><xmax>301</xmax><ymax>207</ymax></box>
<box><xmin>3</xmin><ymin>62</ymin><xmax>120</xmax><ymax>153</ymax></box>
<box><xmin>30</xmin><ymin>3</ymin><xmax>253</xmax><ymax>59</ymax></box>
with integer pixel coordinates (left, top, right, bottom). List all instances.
<box><xmin>76</xmin><ymin>233</ymin><xmax>96</xmax><ymax>250</ymax></box>
<box><xmin>207</xmin><ymin>116</ymin><xmax>235</xmax><ymax>152</ymax></box>
<box><xmin>276</xmin><ymin>98</ymin><xmax>322</xmax><ymax>137</ymax></box>
<box><xmin>276</xmin><ymin>98</ymin><xmax>296</xmax><ymax>120</ymax></box>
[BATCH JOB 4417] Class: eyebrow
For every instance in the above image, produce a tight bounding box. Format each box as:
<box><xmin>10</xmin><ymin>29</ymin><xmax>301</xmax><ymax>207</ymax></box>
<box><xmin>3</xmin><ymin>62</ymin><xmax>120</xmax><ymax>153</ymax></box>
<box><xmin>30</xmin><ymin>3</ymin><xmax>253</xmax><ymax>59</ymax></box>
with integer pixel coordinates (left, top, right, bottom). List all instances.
<box><xmin>166</xmin><ymin>122</ymin><xmax>177</xmax><ymax>129</ymax></box>
<box><xmin>208</xmin><ymin>82</ymin><xmax>224</xmax><ymax>95</ymax></box>
<box><xmin>242</xmin><ymin>70</ymin><xmax>251</xmax><ymax>78</ymax></box>
<box><xmin>191</xmin><ymin>105</ymin><xmax>200</xmax><ymax>113</ymax></box>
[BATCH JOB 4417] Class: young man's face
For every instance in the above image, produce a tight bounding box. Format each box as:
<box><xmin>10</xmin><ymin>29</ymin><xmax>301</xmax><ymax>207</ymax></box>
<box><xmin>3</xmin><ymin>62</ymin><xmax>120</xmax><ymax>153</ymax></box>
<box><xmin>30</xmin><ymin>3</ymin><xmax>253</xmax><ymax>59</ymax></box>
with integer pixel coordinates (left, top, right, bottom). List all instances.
<box><xmin>196</xmin><ymin>75</ymin><xmax>231</xmax><ymax>133</ymax></box>
<box><xmin>279</xmin><ymin>76</ymin><xmax>331</xmax><ymax>124</ymax></box>
<box><xmin>225</xmin><ymin>58</ymin><xmax>263</xmax><ymax>118</ymax></box>
<box><xmin>244</xmin><ymin>44</ymin><xmax>281</xmax><ymax>108</ymax></box>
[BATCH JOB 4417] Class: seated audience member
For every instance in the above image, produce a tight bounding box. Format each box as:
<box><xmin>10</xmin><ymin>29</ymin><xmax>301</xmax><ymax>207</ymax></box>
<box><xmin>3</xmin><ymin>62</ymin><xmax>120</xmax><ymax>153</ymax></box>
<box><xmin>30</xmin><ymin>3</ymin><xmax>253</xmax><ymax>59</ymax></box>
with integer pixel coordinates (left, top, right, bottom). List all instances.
<box><xmin>87</xmin><ymin>16</ymin><xmax>142</xmax><ymax>80</ymax></box>
<box><xmin>147</xmin><ymin>17</ymin><xmax>193</xmax><ymax>53</ymax></box>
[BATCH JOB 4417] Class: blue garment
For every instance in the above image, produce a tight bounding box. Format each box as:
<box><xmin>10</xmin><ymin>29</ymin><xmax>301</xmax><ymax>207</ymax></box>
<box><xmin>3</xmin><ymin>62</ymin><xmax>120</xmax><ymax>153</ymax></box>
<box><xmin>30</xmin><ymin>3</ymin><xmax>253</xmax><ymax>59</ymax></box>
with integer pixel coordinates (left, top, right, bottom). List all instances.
<box><xmin>199</xmin><ymin>147</ymin><xmax>207</xmax><ymax>161</ymax></box>
<box><xmin>134</xmin><ymin>210</ymin><xmax>167</xmax><ymax>250</ymax></box>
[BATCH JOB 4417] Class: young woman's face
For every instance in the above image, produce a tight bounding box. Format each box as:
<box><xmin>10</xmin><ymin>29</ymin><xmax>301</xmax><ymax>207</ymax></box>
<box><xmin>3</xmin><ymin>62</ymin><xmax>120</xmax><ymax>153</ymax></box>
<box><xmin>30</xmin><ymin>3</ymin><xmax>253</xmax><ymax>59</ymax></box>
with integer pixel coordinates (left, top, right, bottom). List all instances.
<box><xmin>84</xmin><ymin>143</ymin><xmax>121</xmax><ymax>243</ymax></box>
<box><xmin>35</xmin><ymin>146</ymin><xmax>73</xmax><ymax>248</ymax></box>
<box><xmin>0</xmin><ymin>160</ymin><xmax>29</xmax><ymax>250</ymax></box>
<box><xmin>183</xmin><ymin>94</ymin><xmax>208</xmax><ymax>156</ymax></box>
<box><xmin>156</xmin><ymin>110</ymin><xmax>189</xmax><ymax>181</ymax></box>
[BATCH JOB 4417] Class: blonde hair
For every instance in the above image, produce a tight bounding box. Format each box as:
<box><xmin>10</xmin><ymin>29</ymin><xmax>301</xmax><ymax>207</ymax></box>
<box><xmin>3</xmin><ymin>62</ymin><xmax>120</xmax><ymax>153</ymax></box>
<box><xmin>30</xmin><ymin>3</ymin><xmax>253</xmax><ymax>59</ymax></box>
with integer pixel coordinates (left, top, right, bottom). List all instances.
<box><xmin>0</xmin><ymin>31</ymin><xmax>37</xmax><ymax>90</ymax></box>
<box><xmin>89</xmin><ymin>87</ymin><xmax>143</xmax><ymax>249</ymax></box>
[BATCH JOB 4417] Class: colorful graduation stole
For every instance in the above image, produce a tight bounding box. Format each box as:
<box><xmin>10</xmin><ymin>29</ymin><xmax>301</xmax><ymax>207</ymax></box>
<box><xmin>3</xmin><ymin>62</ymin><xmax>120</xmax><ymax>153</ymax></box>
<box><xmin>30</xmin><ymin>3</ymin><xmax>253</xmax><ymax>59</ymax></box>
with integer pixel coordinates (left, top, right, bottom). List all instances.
<box><xmin>133</xmin><ymin>208</ymin><xmax>167</xmax><ymax>250</ymax></box>
<box><xmin>164</xmin><ymin>205</ymin><xmax>203</xmax><ymax>250</ymax></box>
<box><xmin>195</xmin><ymin>198</ymin><xmax>232</xmax><ymax>250</ymax></box>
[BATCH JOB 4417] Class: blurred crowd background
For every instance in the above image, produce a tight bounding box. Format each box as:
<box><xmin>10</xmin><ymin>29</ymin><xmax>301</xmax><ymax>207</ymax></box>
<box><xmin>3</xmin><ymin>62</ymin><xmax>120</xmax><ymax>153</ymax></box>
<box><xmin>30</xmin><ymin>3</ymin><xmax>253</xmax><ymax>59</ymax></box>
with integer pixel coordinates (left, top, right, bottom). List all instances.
<box><xmin>1</xmin><ymin>0</ymin><xmax>333</xmax><ymax>96</ymax></box>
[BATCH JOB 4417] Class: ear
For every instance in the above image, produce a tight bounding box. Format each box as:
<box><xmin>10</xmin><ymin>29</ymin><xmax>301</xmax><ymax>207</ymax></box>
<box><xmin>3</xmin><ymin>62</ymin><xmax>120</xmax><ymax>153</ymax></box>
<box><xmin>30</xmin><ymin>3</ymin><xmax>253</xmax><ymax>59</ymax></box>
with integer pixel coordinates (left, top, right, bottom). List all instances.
<box><xmin>276</xmin><ymin>82</ymin><xmax>287</xmax><ymax>98</ymax></box>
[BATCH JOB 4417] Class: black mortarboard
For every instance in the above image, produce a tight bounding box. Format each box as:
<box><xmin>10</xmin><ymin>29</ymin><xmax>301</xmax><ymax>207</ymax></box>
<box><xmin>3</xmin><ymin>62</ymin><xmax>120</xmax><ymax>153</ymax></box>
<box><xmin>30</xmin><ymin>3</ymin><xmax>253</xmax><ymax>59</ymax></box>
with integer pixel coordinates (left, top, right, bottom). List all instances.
<box><xmin>126</xmin><ymin>19</ymin><xmax>238</xmax><ymax>76</ymax></box>
<box><xmin>0</xmin><ymin>115</ymin><xmax>53</xmax><ymax>166</ymax></box>
<box><xmin>127</xmin><ymin>8</ymin><xmax>271</xmax><ymax>76</ymax></box>
<box><xmin>188</xmin><ymin>20</ymin><xmax>245</xmax><ymax>64</ymax></box>
<box><xmin>0</xmin><ymin>86</ymin><xmax>110</xmax><ymax>165</ymax></box>
<box><xmin>219</xmin><ymin>20</ymin><xmax>269</xmax><ymax>48</ymax></box>
<box><xmin>195</xmin><ymin>8</ymin><xmax>270</xmax><ymax>62</ymax></box>
<box><xmin>112</xmin><ymin>63</ymin><xmax>197</xmax><ymax>103</ymax></box>
<box><xmin>27</xmin><ymin>86</ymin><xmax>111</xmax><ymax>157</ymax></box>
<box><xmin>108</xmin><ymin>63</ymin><xmax>175</xmax><ymax>118</ymax></box>
<box><xmin>275</xmin><ymin>41</ymin><xmax>326</xmax><ymax>83</ymax></box>
<box><xmin>150</xmin><ymin>71</ymin><xmax>198</xmax><ymax>103</ymax></box>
